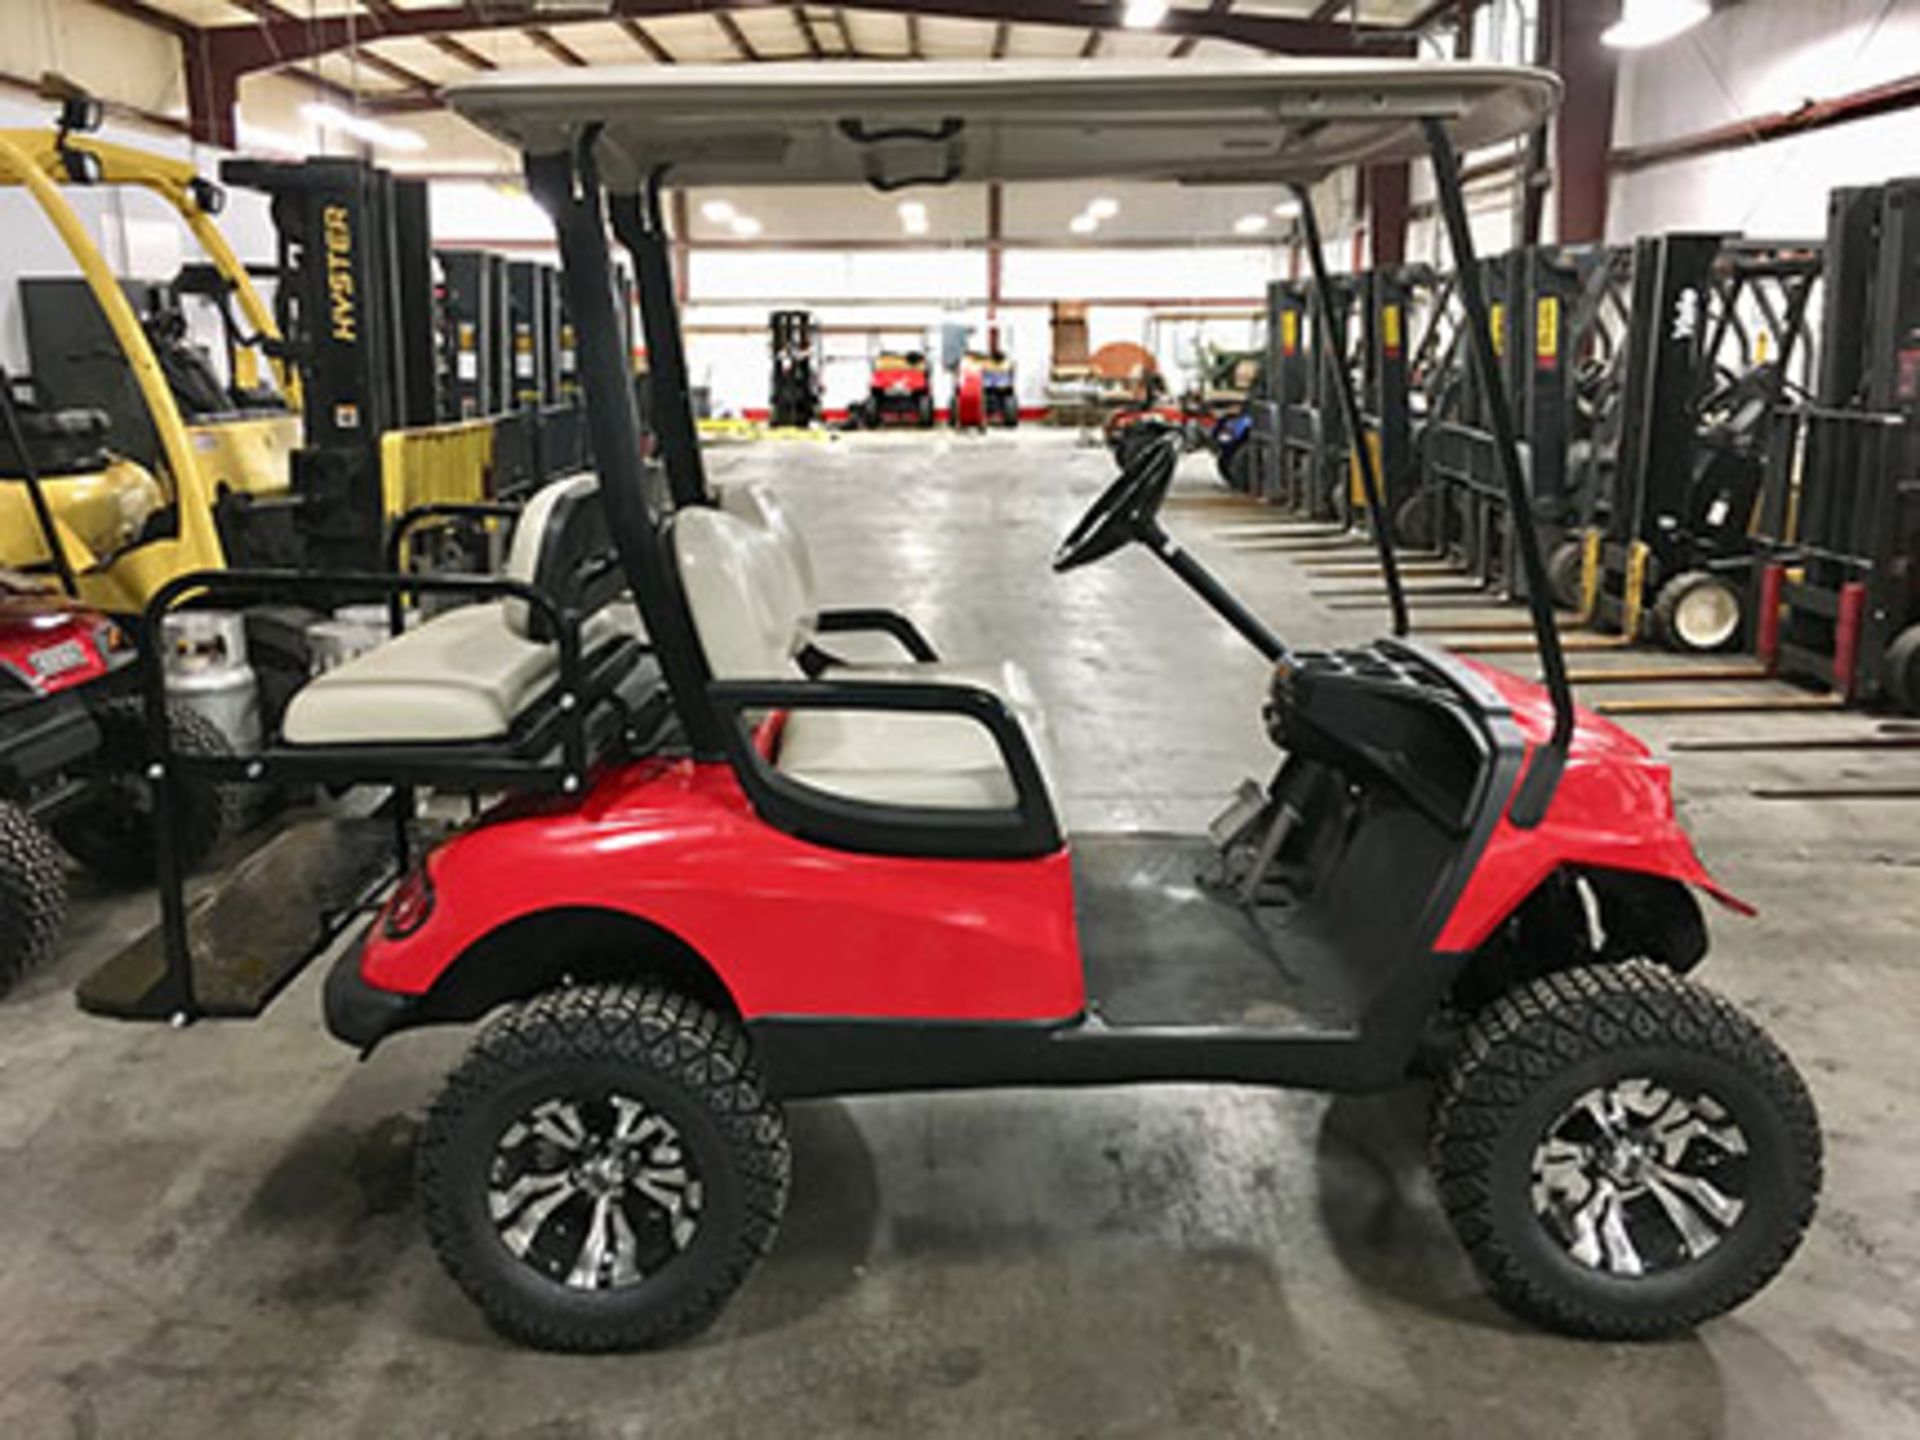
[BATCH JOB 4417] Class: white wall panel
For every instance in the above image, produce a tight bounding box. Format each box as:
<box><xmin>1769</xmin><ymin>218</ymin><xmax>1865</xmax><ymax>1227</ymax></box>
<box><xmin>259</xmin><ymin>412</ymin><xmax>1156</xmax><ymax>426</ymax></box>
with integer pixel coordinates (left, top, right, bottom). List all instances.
<box><xmin>1610</xmin><ymin>0</ymin><xmax>1920</xmax><ymax>240</ymax></box>
<box><xmin>689</xmin><ymin>247</ymin><xmax>987</xmax><ymax>303</ymax></box>
<box><xmin>1001</xmin><ymin>246</ymin><xmax>1281</xmax><ymax>301</ymax></box>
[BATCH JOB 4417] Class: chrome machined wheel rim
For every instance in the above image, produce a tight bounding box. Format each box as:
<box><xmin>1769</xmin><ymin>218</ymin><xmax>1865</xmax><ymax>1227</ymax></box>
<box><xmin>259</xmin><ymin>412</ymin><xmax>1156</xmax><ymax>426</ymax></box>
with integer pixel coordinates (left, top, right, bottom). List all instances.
<box><xmin>1531</xmin><ymin>1077</ymin><xmax>1750</xmax><ymax>1277</ymax></box>
<box><xmin>487</xmin><ymin>1094</ymin><xmax>704</xmax><ymax>1291</ymax></box>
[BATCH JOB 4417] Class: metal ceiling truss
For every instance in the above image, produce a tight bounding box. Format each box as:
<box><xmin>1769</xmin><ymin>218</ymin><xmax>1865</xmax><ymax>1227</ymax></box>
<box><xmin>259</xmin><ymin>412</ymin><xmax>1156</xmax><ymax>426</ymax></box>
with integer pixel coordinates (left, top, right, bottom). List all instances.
<box><xmin>93</xmin><ymin>0</ymin><xmax>1466</xmax><ymax>147</ymax></box>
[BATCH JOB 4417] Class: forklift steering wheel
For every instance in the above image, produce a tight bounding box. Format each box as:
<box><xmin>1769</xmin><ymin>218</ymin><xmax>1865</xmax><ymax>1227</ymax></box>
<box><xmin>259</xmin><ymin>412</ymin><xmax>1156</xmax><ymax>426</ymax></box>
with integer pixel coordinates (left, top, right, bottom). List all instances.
<box><xmin>1052</xmin><ymin>432</ymin><xmax>1181</xmax><ymax>573</ymax></box>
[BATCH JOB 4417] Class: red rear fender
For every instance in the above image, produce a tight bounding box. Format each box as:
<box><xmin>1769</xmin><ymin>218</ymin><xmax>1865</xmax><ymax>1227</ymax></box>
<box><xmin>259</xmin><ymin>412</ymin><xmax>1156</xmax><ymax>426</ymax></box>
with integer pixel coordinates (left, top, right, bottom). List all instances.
<box><xmin>359</xmin><ymin>759</ymin><xmax>1084</xmax><ymax>1023</ymax></box>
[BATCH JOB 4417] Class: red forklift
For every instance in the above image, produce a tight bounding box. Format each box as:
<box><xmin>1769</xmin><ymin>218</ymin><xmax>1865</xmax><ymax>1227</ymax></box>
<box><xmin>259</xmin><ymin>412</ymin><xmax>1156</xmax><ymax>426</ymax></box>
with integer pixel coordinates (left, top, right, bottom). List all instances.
<box><xmin>94</xmin><ymin>61</ymin><xmax>1819</xmax><ymax>1354</ymax></box>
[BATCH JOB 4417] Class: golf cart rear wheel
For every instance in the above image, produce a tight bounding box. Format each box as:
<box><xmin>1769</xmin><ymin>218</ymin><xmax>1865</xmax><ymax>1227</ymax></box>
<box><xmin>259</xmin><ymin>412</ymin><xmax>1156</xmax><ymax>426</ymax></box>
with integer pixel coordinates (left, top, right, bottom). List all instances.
<box><xmin>1431</xmin><ymin>962</ymin><xmax>1820</xmax><ymax>1339</ymax></box>
<box><xmin>418</xmin><ymin>982</ymin><xmax>791</xmax><ymax>1352</ymax></box>
<box><xmin>1652</xmin><ymin>570</ymin><xmax>1744</xmax><ymax>653</ymax></box>
<box><xmin>0</xmin><ymin>800</ymin><xmax>68</xmax><ymax>993</ymax></box>
<box><xmin>50</xmin><ymin>699</ymin><xmax>232</xmax><ymax>886</ymax></box>
<box><xmin>1884</xmin><ymin>623</ymin><xmax>1920</xmax><ymax>715</ymax></box>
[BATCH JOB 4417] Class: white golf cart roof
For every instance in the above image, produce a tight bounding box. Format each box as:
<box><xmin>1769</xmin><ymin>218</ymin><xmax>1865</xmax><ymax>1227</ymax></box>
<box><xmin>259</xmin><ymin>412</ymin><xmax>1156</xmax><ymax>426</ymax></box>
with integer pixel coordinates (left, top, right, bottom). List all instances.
<box><xmin>447</xmin><ymin>59</ymin><xmax>1558</xmax><ymax>189</ymax></box>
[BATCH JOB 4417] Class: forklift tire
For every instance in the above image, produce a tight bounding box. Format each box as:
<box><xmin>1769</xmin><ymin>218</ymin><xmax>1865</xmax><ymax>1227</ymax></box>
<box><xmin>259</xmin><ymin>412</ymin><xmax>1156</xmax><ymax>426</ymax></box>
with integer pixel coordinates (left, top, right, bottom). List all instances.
<box><xmin>0</xmin><ymin>801</ymin><xmax>68</xmax><ymax>994</ymax></box>
<box><xmin>1394</xmin><ymin>490</ymin><xmax>1437</xmax><ymax>551</ymax></box>
<box><xmin>418</xmin><ymin>982</ymin><xmax>792</xmax><ymax>1352</ymax></box>
<box><xmin>1430</xmin><ymin>962</ymin><xmax>1821</xmax><ymax>1340</ymax></box>
<box><xmin>1547</xmin><ymin>539</ymin><xmax>1587</xmax><ymax>612</ymax></box>
<box><xmin>917</xmin><ymin>394</ymin><xmax>935</xmax><ymax>428</ymax></box>
<box><xmin>50</xmin><ymin>700</ymin><xmax>233</xmax><ymax>887</ymax></box>
<box><xmin>1652</xmin><ymin>570</ymin><xmax>1743</xmax><ymax>653</ymax></box>
<box><xmin>1884</xmin><ymin>624</ymin><xmax>1920</xmax><ymax>715</ymax></box>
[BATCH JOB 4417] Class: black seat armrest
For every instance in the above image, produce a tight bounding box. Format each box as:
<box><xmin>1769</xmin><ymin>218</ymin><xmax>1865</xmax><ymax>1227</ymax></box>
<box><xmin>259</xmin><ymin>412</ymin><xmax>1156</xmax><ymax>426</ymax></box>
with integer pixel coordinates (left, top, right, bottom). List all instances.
<box><xmin>707</xmin><ymin>677</ymin><xmax>1059</xmax><ymax>860</ymax></box>
<box><xmin>811</xmin><ymin>607</ymin><xmax>939</xmax><ymax>662</ymax></box>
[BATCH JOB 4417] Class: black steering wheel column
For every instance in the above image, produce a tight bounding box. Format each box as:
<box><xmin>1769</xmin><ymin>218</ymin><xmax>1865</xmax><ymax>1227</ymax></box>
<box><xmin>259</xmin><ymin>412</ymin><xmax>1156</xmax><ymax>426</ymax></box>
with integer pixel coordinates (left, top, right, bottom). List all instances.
<box><xmin>1053</xmin><ymin>432</ymin><xmax>1288</xmax><ymax>664</ymax></box>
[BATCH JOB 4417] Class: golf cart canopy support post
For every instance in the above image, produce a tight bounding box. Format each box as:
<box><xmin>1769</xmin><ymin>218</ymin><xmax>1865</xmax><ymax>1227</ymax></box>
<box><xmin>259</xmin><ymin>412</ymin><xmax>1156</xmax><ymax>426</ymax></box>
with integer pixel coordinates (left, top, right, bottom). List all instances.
<box><xmin>526</xmin><ymin>139</ymin><xmax>727</xmax><ymax>759</ymax></box>
<box><xmin>1422</xmin><ymin>117</ymin><xmax>1575</xmax><ymax>822</ymax></box>
<box><xmin>609</xmin><ymin>177</ymin><xmax>710</xmax><ymax>509</ymax></box>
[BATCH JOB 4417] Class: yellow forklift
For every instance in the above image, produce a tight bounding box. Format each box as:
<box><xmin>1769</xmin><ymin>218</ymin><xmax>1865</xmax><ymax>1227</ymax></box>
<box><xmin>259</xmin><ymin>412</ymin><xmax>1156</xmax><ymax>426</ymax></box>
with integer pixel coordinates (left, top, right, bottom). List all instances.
<box><xmin>0</xmin><ymin>93</ymin><xmax>305</xmax><ymax>615</ymax></box>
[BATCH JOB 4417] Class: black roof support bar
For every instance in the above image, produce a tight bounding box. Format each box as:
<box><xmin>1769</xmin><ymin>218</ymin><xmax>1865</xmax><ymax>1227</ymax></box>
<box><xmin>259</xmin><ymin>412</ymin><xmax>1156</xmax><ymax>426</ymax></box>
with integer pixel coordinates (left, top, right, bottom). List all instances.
<box><xmin>527</xmin><ymin>135</ymin><xmax>726</xmax><ymax>758</ymax></box>
<box><xmin>1422</xmin><ymin>117</ymin><xmax>1575</xmax><ymax>826</ymax></box>
<box><xmin>609</xmin><ymin>176</ymin><xmax>710</xmax><ymax>510</ymax></box>
<box><xmin>1290</xmin><ymin>183</ymin><xmax>1409</xmax><ymax>638</ymax></box>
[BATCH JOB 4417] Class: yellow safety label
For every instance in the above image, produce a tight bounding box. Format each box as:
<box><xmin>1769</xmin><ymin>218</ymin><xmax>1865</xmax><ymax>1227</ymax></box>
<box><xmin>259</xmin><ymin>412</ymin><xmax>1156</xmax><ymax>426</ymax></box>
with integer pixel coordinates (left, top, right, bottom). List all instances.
<box><xmin>1536</xmin><ymin>295</ymin><xmax>1559</xmax><ymax>365</ymax></box>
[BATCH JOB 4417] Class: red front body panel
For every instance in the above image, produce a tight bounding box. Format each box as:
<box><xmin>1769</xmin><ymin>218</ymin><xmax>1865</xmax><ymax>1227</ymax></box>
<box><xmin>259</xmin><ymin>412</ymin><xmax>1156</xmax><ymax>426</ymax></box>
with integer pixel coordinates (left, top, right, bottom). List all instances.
<box><xmin>1433</xmin><ymin>659</ymin><xmax>1749</xmax><ymax>954</ymax></box>
<box><xmin>359</xmin><ymin>758</ymin><xmax>1084</xmax><ymax>1023</ymax></box>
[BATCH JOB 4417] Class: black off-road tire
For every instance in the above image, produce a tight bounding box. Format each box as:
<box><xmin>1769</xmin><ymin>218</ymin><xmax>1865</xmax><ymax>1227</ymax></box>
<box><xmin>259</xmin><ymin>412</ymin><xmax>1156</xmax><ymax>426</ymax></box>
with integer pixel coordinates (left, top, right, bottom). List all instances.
<box><xmin>1430</xmin><ymin>962</ymin><xmax>1821</xmax><ymax>1340</ymax></box>
<box><xmin>1547</xmin><ymin>538</ymin><xmax>1587</xmax><ymax>612</ymax></box>
<box><xmin>0</xmin><ymin>800</ymin><xmax>68</xmax><ymax>994</ymax></box>
<box><xmin>51</xmin><ymin>698</ymin><xmax>233</xmax><ymax>886</ymax></box>
<box><xmin>1883</xmin><ymin>623</ymin><xmax>1920</xmax><ymax>715</ymax></box>
<box><xmin>1651</xmin><ymin>570</ymin><xmax>1744</xmax><ymax>653</ymax></box>
<box><xmin>418</xmin><ymin>983</ymin><xmax>791</xmax><ymax>1352</ymax></box>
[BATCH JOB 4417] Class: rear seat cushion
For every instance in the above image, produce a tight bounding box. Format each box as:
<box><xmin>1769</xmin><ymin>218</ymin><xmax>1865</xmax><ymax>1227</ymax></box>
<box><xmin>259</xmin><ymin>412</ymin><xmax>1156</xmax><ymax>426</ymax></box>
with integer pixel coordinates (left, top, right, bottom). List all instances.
<box><xmin>282</xmin><ymin>603</ymin><xmax>621</xmax><ymax>745</ymax></box>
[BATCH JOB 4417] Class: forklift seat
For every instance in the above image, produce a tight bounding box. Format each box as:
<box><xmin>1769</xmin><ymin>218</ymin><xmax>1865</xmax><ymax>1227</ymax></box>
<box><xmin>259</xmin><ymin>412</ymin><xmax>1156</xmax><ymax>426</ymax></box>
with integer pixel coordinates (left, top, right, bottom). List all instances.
<box><xmin>673</xmin><ymin>504</ymin><xmax>1053</xmax><ymax>811</ymax></box>
<box><xmin>0</xmin><ymin>406</ymin><xmax>114</xmax><ymax>477</ymax></box>
<box><xmin>282</xmin><ymin>475</ymin><xmax>631</xmax><ymax>745</ymax></box>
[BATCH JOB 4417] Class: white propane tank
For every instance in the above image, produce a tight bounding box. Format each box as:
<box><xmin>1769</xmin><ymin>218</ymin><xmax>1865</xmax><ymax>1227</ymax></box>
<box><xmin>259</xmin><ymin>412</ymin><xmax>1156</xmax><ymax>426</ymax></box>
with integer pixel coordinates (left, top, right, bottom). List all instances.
<box><xmin>162</xmin><ymin>610</ymin><xmax>262</xmax><ymax>754</ymax></box>
<box><xmin>305</xmin><ymin>604</ymin><xmax>393</xmax><ymax>673</ymax></box>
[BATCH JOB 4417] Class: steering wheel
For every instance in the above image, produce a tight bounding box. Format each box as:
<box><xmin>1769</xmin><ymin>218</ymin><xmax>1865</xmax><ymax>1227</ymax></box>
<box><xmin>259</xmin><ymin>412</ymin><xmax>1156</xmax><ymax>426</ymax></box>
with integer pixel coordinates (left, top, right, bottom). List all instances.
<box><xmin>1052</xmin><ymin>430</ymin><xmax>1181</xmax><ymax>573</ymax></box>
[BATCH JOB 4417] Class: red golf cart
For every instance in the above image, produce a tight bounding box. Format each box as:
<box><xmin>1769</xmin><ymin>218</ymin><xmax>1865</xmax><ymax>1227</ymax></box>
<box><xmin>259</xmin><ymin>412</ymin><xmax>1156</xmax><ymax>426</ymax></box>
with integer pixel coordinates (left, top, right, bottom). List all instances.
<box><xmin>852</xmin><ymin>349</ymin><xmax>936</xmax><ymax>428</ymax></box>
<box><xmin>96</xmin><ymin>61</ymin><xmax>1819</xmax><ymax>1354</ymax></box>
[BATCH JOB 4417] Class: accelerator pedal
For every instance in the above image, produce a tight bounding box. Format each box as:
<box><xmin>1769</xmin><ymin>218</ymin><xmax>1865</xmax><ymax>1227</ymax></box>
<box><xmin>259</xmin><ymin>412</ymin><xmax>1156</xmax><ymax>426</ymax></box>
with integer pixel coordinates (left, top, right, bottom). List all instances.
<box><xmin>78</xmin><ymin>817</ymin><xmax>398</xmax><ymax>1021</ymax></box>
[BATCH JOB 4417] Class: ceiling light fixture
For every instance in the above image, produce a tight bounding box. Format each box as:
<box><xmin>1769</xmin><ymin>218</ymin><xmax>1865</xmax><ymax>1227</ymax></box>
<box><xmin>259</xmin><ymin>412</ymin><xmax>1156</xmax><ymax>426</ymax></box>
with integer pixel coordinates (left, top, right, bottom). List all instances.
<box><xmin>1601</xmin><ymin>0</ymin><xmax>1710</xmax><ymax>50</ymax></box>
<box><xmin>729</xmin><ymin>214</ymin><xmax>763</xmax><ymax>237</ymax></box>
<box><xmin>701</xmin><ymin>199</ymin><xmax>737</xmax><ymax>222</ymax></box>
<box><xmin>1123</xmin><ymin>0</ymin><xmax>1171</xmax><ymax>30</ymax></box>
<box><xmin>1233</xmin><ymin>213</ymin><xmax>1270</xmax><ymax>235</ymax></box>
<box><xmin>1087</xmin><ymin>197</ymin><xmax>1120</xmax><ymax>220</ymax></box>
<box><xmin>297</xmin><ymin>101</ymin><xmax>425</xmax><ymax>153</ymax></box>
<box><xmin>1069</xmin><ymin>213</ymin><xmax>1099</xmax><ymax>235</ymax></box>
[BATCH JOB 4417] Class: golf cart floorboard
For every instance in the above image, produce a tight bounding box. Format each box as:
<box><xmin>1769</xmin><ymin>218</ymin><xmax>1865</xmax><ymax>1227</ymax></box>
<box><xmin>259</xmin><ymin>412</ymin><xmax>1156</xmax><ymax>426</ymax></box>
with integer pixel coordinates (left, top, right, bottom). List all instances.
<box><xmin>78</xmin><ymin>815</ymin><xmax>398</xmax><ymax>1020</ymax></box>
<box><xmin>1072</xmin><ymin>834</ymin><xmax>1358</xmax><ymax>1035</ymax></box>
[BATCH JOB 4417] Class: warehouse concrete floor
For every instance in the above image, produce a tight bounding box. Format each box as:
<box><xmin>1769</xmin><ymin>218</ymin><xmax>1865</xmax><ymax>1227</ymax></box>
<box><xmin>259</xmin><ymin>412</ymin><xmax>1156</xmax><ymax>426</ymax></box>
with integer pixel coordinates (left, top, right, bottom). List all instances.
<box><xmin>2</xmin><ymin>430</ymin><xmax>1916</xmax><ymax>1438</ymax></box>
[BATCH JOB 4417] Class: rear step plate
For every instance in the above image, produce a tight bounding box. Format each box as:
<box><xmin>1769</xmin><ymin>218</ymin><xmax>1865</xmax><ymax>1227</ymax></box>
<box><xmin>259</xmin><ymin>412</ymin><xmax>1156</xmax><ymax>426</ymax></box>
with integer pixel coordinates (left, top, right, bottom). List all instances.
<box><xmin>78</xmin><ymin>816</ymin><xmax>398</xmax><ymax>1021</ymax></box>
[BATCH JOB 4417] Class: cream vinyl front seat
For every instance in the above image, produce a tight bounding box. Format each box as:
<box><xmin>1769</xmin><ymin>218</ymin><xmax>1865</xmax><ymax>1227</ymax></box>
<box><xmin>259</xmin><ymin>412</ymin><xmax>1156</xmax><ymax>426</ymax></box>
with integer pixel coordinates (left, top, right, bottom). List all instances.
<box><xmin>673</xmin><ymin>501</ymin><xmax>1053</xmax><ymax>811</ymax></box>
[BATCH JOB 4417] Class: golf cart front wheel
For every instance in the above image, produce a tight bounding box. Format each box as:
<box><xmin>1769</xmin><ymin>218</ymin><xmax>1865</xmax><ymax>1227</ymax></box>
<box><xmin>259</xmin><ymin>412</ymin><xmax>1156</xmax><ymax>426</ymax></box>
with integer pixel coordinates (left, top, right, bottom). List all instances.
<box><xmin>418</xmin><ymin>982</ymin><xmax>791</xmax><ymax>1352</ymax></box>
<box><xmin>1652</xmin><ymin>570</ymin><xmax>1744</xmax><ymax>653</ymax></box>
<box><xmin>1430</xmin><ymin>962</ymin><xmax>1820</xmax><ymax>1340</ymax></box>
